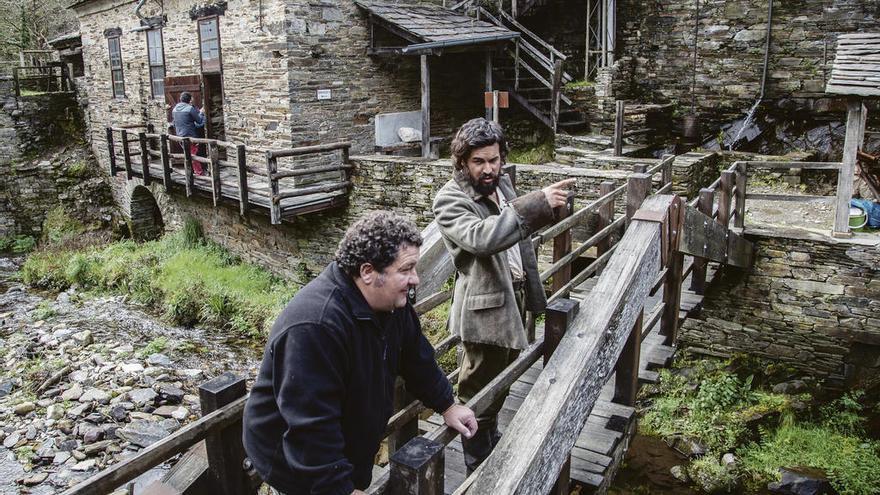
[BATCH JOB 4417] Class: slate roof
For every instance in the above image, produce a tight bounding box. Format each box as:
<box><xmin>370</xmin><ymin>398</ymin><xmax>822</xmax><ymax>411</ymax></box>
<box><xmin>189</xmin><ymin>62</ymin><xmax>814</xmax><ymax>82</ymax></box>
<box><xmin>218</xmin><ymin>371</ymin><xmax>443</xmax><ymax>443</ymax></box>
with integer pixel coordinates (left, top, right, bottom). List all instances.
<box><xmin>826</xmin><ymin>33</ymin><xmax>880</xmax><ymax>98</ymax></box>
<box><xmin>355</xmin><ymin>1</ymin><xmax>517</xmax><ymax>46</ymax></box>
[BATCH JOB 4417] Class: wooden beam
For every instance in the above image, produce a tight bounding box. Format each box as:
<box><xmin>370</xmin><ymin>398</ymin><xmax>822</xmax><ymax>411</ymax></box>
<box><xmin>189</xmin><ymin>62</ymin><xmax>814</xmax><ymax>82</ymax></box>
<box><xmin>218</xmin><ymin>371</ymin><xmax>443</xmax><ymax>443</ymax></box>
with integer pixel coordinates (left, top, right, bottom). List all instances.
<box><xmin>468</xmin><ymin>195</ymin><xmax>669</xmax><ymax>494</ymax></box>
<box><xmin>626</xmin><ymin>172</ymin><xmax>651</xmax><ymax>221</ymax></box>
<box><xmin>160</xmin><ymin>134</ymin><xmax>172</xmax><ymax>191</ymax></box>
<box><xmin>209</xmin><ymin>144</ymin><xmax>221</xmax><ymax>207</ymax></box>
<box><xmin>551</xmin><ymin>59</ymin><xmax>563</xmax><ymax>132</ymax></box>
<box><xmin>421</xmin><ymin>55</ymin><xmax>431</xmax><ymax>159</ymax></box>
<box><xmin>138</xmin><ymin>132</ymin><xmax>151</xmax><ymax>186</ymax></box>
<box><xmin>182</xmin><ymin>137</ymin><xmax>194</xmax><ymax>197</ymax></box>
<box><xmin>106</xmin><ymin>127</ymin><xmax>117</xmax><ymax>176</ymax></box>
<box><xmin>734</xmin><ymin>162</ymin><xmax>746</xmax><ymax>229</ymax></box>
<box><xmin>613</xmin><ymin>311</ymin><xmax>642</xmax><ymax>406</ymax></box>
<box><xmin>833</xmin><ymin>98</ymin><xmax>867</xmax><ymax>237</ymax></box>
<box><xmin>679</xmin><ymin>202</ymin><xmax>753</xmax><ymax>268</ymax></box>
<box><xmin>550</xmin><ymin>193</ymin><xmax>575</xmax><ymax>294</ymax></box>
<box><xmin>613</xmin><ymin>100</ymin><xmax>624</xmax><ymax>156</ymax></box>
<box><xmin>544</xmin><ymin>298</ymin><xmax>579</xmax><ymax>495</ymax></box>
<box><xmin>597</xmin><ymin>181</ymin><xmax>615</xmax><ymax>257</ymax></box>
<box><xmin>415</xmin><ymin>221</ymin><xmax>455</xmax><ymax>303</ymax></box>
<box><xmin>660</xmin><ymin>196</ymin><xmax>683</xmax><ymax>345</ymax></box>
<box><xmin>121</xmin><ymin>130</ymin><xmax>133</xmax><ymax>180</ymax></box>
<box><xmin>236</xmin><ymin>144</ymin><xmax>249</xmax><ymax>217</ymax></box>
<box><xmin>266</xmin><ymin>154</ymin><xmax>280</xmax><ymax>225</ymax></box>
<box><xmin>690</xmin><ymin>188</ymin><xmax>713</xmax><ymax>295</ymax></box>
<box><xmin>485</xmin><ymin>51</ymin><xmax>493</xmax><ymax>121</ymax></box>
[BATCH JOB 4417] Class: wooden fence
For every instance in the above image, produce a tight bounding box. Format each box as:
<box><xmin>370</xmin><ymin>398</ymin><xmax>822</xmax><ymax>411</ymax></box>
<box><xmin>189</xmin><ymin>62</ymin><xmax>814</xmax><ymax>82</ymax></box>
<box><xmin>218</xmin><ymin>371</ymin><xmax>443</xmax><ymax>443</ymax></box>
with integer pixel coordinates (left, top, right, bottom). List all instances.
<box><xmin>105</xmin><ymin>125</ymin><xmax>352</xmax><ymax>223</ymax></box>
<box><xmin>12</xmin><ymin>62</ymin><xmax>72</xmax><ymax>96</ymax></box>
<box><xmin>612</xmin><ymin>100</ymin><xmax>674</xmax><ymax>156</ymax></box>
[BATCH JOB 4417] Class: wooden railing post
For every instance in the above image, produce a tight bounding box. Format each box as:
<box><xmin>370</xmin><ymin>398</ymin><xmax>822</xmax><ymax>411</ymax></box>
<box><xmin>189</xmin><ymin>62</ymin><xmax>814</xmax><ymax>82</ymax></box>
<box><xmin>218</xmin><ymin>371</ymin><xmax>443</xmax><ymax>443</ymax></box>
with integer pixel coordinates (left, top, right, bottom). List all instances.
<box><xmin>389</xmin><ymin>436</ymin><xmax>445</xmax><ymax>495</ymax></box>
<box><xmin>613</xmin><ymin>311</ymin><xmax>642</xmax><ymax>406</ymax></box>
<box><xmin>544</xmin><ymin>298</ymin><xmax>579</xmax><ymax>495</ymax></box>
<box><xmin>660</xmin><ymin>197</ymin><xmax>684</xmax><ymax>345</ymax></box>
<box><xmin>106</xmin><ymin>127</ymin><xmax>117</xmax><ymax>176</ymax></box>
<box><xmin>626</xmin><ymin>173</ymin><xmax>651</xmax><ymax>222</ymax></box>
<box><xmin>613</xmin><ymin>100</ymin><xmax>625</xmax><ymax>156</ymax></box>
<box><xmin>138</xmin><ymin>131</ymin><xmax>151</xmax><ymax>186</ymax></box>
<box><xmin>160</xmin><ymin>134</ymin><xmax>172</xmax><ymax>191</ymax></box>
<box><xmin>734</xmin><ymin>162</ymin><xmax>746</xmax><ymax>229</ymax></box>
<box><xmin>550</xmin><ymin>59</ymin><xmax>563</xmax><ymax>132</ymax></box>
<box><xmin>661</xmin><ymin>153</ymin><xmax>674</xmax><ymax>189</ymax></box>
<box><xmin>121</xmin><ymin>129</ymin><xmax>133</xmax><ymax>180</ymax></box>
<box><xmin>388</xmin><ymin>378</ymin><xmax>418</xmax><ymax>456</ymax></box>
<box><xmin>596</xmin><ymin>181</ymin><xmax>615</xmax><ymax>257</ymax></box>
<box><xmin>182</xmin><ymin>137</ymin><xmax>194</xmax><ymax>197</ymax></box>
<box><xmin>199</xmin><ymin>373</ymin><xmax>252</xmax><ymax>495</ymax></box>
<box><xmin>718</xmin><ymin>170</ymin><xmax>734</xmax><ymax>230</ymax></box>
<box><xmin>833</xmin><ymin>99</ymin><xmax>867</xmax><ymax>238</ymax></box>
<box><xmin>210</xmin><ymin>143</ymin><xmax>221</xmax><ymax>206</ymax></box>
<box><xmin>236</xmin><ymin>144</ymin><xmax>249</xmax><ymax>217</ymax></box>
<box><xmin>690</xmin><ymin>188</ymin><xmax>714</xmax><ymax>295</ymax></box>
<box><xmin>550</xmin><ymin>192</ymin><xmax>575</xmax><ymax>294</ymax></box>
<box><xmin>266</xmin><ymin>153</ymin><xmax>281</xmax><ymax>225</ymax></box>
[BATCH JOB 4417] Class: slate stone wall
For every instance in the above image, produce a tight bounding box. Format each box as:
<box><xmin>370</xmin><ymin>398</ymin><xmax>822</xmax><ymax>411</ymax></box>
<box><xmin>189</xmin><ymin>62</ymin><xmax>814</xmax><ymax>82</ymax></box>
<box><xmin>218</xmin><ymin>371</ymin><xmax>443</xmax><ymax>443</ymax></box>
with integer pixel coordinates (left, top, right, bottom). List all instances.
<box><xmin>680</xmin><ymin>231</ymin><xmax>880</xmax><ymax>384</ymax></box>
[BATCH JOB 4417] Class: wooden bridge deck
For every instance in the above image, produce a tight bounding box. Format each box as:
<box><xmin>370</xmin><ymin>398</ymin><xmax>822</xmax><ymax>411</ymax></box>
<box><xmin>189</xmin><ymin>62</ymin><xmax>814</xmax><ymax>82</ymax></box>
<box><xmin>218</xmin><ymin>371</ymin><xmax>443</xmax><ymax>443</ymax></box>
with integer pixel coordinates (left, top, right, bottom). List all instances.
<box><xmin>422</xmin><ymin>259</ymin><xmax>716</xmax><ymax>494</ymax></box>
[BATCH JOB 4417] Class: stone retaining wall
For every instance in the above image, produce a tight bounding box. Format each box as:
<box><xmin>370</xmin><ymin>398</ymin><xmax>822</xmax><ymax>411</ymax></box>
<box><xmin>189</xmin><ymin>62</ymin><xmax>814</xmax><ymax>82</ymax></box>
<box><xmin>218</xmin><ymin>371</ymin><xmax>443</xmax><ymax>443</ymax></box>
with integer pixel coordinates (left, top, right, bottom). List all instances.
<box><xmin>680</xmin><ymin>230</ymin><xmax>880</xmax><ymax>386</ymax></box>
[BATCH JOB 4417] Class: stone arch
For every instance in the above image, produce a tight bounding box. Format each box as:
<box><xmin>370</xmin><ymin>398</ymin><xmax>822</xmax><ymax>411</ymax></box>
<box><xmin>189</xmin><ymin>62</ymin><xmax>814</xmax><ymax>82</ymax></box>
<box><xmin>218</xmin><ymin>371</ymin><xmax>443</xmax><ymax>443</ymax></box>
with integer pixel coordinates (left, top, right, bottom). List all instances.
<box><xmin>128</xmin><ymin>185</ymin><xmax>164</xmax><ymax>241</ymax></box>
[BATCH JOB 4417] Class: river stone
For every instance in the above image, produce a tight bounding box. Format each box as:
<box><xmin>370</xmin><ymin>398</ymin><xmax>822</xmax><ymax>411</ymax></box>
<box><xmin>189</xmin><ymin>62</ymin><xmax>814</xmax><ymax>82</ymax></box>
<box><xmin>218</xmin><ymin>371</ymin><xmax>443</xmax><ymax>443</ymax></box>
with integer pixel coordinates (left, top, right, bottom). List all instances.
<box><xmin>3</xmin><ymin>431</ymin><xmax>20</xmax><ymax>448</ymax></box>
<box><xmin>118</xmin><ymin>420</ymin><xmax>171</xmax><ymax>448</ymax></box>
<box><xmin>53</xmin><ymin>451</ymin><xmax>71</xmax><ymax>464</ymax></box>
<box><xmin>71</xmin><ymin>458</ymin><xmax>96</xmax><ymax>471</ymax></box>
<box><xmin>14</xmin><ymin>401</ymin><xmax>36</xmax><ymax>415</ymax></box>
<box><xmin>82</xmin><ymin>440</ymin><xmax>113</xmax><ymax>456</ymax></box>
<box><xmin>62</xmin><ymin>384</ymin><xmax>83</xmax><ymax>401</ymax></box>
<box><xmin>68</xmin><ymin>402</ymin><xmax>91</xmax><ymax>418</ymax></box>
<box><xmin>154</xmin><ymin>405</ymin><xmax>187</xmax><ymax>420</ymax></box>
<box><xmin>58</xmin><ymin>439</ymin><xmax>78</xmax><ymax>452</ymax></box>
<box><xmin>0</xmin><ymin>380</ymin><xmax>14</xmax><ymax>398</ymax></box>
<box><xmin>81</xmin><ymin>425</ymin><xmax>104</xmax><ymax>444</ymax></box>
<box><xmin>722</xmin><ymin>453</ymin><xmax>737</xmax><ymax>470</ymax></box>
<box><xmin>22</xmin><ymin>472</ymin><xmax>49</xmax><ymax>486</ymax></box>
<box><xmin>178</xmin><ymin>369</ymin><xmax>203</xmax><ymax>380</ymax></box>
<box><xmin>157</xmin><ymin>384</ymin><xmax>185</xmax><ymax>404</ymax></box>
<box><xmin>72</xmin><ymin>330</ymin><xmax>93</xmax><ymax>345</ymax></box>
<box><xmin>128</xmin><ymin>388</ymin><xmax>157</xmax><ymax>406</ymax></box>
<box><xmin>147</xmin><ymin>353</ymin><xmax>172</xmax><ymax>367</ymax></box>
<box><xmin>79</xmin><ymin>388</ymin><xmax>110</xmax><ymax>404</ymax></box>
<box><xmin>37</xmin><ymin>398</ymin><xmax>54</xmax><ymax>408</ymax></box>
<box><xmin>768</xmin><ymin>467</ymin><xmax>835</xmax><ymax>494</ymax></box>
<box><xmin>69</xmin><ymin>370</ymin><xmax>89</xmax><ymax>383</ymax></box>
<box><xmin>109</xmin><ymin>405</ymin><xmax>128</xmax><ymax>422</ymax></box>
<box><xmin>120</xmin><ymin>362</ymin><xmax>144</xmax><ymax>373</ymax></box>
<box><xmin>772</xmin><ymin>380</ymin><xmax>807</xmax><ymax>395</ymax></box>
<box><xmin>25</xmin><ymin>425</ymin><xmax>37</xmax><ymax>440</ymax></box>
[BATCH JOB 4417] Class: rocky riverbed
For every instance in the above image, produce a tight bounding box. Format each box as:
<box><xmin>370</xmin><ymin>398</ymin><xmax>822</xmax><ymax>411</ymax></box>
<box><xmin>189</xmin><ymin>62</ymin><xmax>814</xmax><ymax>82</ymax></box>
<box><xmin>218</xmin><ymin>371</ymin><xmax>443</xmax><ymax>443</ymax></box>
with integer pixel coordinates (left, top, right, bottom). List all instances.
<box><xmin>0</xmin><ymin>256</ymin><xmax>262</xmax><ymax>494</ymax></box>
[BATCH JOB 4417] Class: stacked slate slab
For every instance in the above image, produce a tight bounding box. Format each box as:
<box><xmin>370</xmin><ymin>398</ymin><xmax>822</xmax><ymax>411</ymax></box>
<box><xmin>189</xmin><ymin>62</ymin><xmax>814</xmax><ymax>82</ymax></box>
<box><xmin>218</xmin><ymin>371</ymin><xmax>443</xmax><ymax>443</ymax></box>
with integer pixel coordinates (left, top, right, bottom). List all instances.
<box><xmin>826</xmin><ymin>33</ymin><xmax>880</xmax><ymax>97</ymax></box>
<box><xmin>354</xmin><ymin>1</ymin><xmax>516</xmax><ymax>44</ymax></box>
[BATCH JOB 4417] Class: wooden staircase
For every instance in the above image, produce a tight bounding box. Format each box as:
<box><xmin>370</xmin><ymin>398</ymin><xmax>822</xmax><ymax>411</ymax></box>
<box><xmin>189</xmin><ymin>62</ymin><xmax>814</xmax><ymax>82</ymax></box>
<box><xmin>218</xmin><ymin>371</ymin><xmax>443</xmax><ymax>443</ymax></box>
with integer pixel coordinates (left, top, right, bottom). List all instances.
<box><xmin>454</xmin><ymin>3</ymin><xmax>587</xmax><ymax>132</ymax></box>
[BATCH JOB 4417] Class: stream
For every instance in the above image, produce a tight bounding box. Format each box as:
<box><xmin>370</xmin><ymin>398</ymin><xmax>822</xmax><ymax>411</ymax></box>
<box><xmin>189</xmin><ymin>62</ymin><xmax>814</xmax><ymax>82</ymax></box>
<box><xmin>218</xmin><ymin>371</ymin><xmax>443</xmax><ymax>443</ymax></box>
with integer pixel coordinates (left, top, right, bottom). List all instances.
<box><xmin>0</xmin><ymin>255</ymin><xmax>262</xmax><ymax>494</ymax></box>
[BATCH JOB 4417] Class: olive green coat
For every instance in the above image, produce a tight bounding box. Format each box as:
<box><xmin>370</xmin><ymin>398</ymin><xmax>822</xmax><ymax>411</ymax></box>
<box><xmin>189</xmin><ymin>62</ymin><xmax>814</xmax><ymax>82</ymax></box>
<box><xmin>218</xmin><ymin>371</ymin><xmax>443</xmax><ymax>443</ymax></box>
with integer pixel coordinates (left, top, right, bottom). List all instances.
<box><xmin>432</xmin><ymin>170</ymin><xmax>555</xmax><ymax>349</ymax></box>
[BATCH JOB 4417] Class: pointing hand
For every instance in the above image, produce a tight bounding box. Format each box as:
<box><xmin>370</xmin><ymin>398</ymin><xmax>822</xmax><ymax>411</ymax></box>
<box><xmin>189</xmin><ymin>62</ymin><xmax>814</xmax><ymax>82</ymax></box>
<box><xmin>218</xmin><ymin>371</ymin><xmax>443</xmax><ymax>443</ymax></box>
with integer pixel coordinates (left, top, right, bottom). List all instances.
<box><xmin>542</xmin><ymin>178</ymin><xmax>577</xmax><ymax>209</ymax></box>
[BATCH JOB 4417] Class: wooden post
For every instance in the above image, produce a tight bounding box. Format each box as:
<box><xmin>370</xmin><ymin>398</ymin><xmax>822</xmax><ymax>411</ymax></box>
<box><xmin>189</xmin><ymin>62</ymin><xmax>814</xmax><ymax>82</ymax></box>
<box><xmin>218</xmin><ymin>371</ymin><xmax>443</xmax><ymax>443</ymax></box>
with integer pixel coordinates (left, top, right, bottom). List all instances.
<box><xmin>121</xmin><ymin>130</ymin><xmax>133</xmax><ymax>180</ymax></box>
<box><xmin>626</xmin><ymin>173</ymin><xmax>651</xmax><ymax>222</ymax></box>
<box><xmin>734</xmin><ymin>162</ymin><xmax>746</xmax><ymax>229</ymax></box>
<box><xmin>544</xmin><ymin>298</ymin><xmax>579</xmax><ymax>495</ymax></box>
<box><xmin>661</xmin><ymin>153</ymin><xmax>674</xmax><ymax>189</ymax></box>
<box><xmin>13</xmin><ymin>67</ymin><xmax>20</xmax><ymax>97</ymax></box>
<box><xmin>485</xmin><ymin>51</ymin><xmax>493</xmax><ymax>121</ymax></box>
<box><xmin>160</xmin><ymin>134</ymin><xmax>172</xmax><ymax>191</ymax></box>
<box><xmin>660</xmin><ymin>197</ymin><xmax>684</xmax><ymax>345</ymax></box>
<box><xmin>210</xmin><ymin>143</ymin><xmax>221</xmax><ymax>207</ymax></box>
<box><xmin>138</xmin><ymin>132</ymin><xmax>151</xmax><ymax>185</ymax></box>
<box><xmin>597</xmin><ymin>180</ymin><xmax>614</xmax><ymax>257</ymax></box>
<box><xmin>421</xmin><ymin>55</ymin><xmax>431</xmax><ymax>159</ymax></box>
<box><xmin>266</xmin><ymin>153</ymin><xmax>281</xmax><ymax>225</ymax></box>
<box><xmin>690</xmin><ymin>188</ymin><xmax>713</xmax><ymax>294</ymax></box>
<box><xmin>550</xmin><ymin>59</ymin><xmax>563</xmax><ymax>133</ymax></box>
<box><xmin>633</xmin><ymin>163</ymin><xmax>647</xmax><ymax>174</ymax></box>
<box><xmin>236</xmin><ymin>144</ymin><xmax>249</xmax><ymax>217</ymax></box>
<box><xmin>613</xmin><ymin>311</ymin><xmax>642</xmax><ymax>406</ymax></box>
<box><xmin>718</xmin><ymin>170</ymin><xmax>734</xmax><ymax>229</ymax></box>
<box><xmin>388</xmin><ymin>378</ymin><xmax>418</xmax><ymax>456</ymax></box>
<box><xmin>833</xmin><ymin>99</ymin><xmax>867</xmax><ymax>238</ymax></box>
<box><xmin>613</xmin><ymin>100</ymin><xmax>625</xmax><ymax>157</ymax></box>
<box><xmin>182</xmin><ymin>137</ymin><xmax>194</xmax><ymax>197</ymax></box>
<box><xmin>551</xmin><ymin>192</ymin><xmax>575</xmax><ymax>294</ymax></box>
<box><xmin>514</xmin><ymin>39</ymin><xmax>520</xmax><ymax>90</ymax></box>
<box><xmin>106</xmin><ymin>127</ymin><xmax>118</xmax><ymax>176</ymax></box>
<box><xmin>389</xmin><ymin>436</ymin><xmax>445</xmax><ymax>495</ymax></box>
<box><xmin>199</xmin><ymin>373</ymin><xmax>250</xmax><ymax>495</ymax></box>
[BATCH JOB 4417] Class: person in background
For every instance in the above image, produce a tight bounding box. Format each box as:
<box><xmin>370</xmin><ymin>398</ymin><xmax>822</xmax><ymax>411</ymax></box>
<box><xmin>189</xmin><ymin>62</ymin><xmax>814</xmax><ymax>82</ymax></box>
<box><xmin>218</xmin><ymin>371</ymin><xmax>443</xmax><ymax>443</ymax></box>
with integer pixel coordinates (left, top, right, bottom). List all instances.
<box><xmin>171</xmin><ymin>91</ymin><xmax>206</xmax><ymax>175</ymax></box>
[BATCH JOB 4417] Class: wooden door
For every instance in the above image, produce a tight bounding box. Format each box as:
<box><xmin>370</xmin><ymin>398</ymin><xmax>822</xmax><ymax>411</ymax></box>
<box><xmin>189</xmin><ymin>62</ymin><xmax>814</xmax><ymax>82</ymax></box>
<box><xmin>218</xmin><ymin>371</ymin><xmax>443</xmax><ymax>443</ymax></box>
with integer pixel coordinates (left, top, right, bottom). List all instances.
<box><xmin>164</xmin><ymin>75</ymin><xmax>202</xmax><ymax>128</ymax></box>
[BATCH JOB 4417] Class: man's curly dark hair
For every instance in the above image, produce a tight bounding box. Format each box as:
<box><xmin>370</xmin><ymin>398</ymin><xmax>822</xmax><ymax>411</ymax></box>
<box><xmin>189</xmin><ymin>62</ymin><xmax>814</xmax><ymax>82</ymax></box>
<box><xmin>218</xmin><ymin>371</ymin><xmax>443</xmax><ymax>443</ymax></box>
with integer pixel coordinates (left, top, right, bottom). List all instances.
<box><xmin>335</xmin><ymin>211</ymin><xmax>423</xmax><ymax>277</ymax></box>
<box><xmin>450</xmin><ymin>117</ymin><xmax>508</xmax><ymax>171</ymax></box>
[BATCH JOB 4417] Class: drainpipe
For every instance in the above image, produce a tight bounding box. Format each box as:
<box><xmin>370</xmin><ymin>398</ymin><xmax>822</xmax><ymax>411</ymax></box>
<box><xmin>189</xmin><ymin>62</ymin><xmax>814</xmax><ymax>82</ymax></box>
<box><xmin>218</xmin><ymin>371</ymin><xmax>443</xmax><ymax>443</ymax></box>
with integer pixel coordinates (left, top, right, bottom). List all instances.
<box><xmin>134</xmin><ymin>0</ymin><xmax>148</xmax><ymax>22</ymax></box>
<box><xmin>758</xmin><ymin>0</ymin><xmax>774</xmax><ymax>101</ymax></box>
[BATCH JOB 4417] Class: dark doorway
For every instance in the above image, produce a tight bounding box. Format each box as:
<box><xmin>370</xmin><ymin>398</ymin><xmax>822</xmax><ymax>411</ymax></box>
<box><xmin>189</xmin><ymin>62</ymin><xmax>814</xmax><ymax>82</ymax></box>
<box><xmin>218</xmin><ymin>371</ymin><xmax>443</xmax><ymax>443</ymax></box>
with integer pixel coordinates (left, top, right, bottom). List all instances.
<box><xmin>203</xmin><ymin>73</ymin><xmax>226</xmax><ymax>142</ymax></box>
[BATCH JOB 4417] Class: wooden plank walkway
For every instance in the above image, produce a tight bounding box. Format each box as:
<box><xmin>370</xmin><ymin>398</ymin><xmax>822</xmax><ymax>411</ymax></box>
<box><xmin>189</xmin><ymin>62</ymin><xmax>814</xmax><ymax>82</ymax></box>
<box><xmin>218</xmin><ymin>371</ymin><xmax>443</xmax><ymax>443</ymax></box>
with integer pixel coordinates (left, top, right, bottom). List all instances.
<box><xmin>421</xmin><ymin>259</ymin><xmax>717</xmax><ymax>494</ymax></box>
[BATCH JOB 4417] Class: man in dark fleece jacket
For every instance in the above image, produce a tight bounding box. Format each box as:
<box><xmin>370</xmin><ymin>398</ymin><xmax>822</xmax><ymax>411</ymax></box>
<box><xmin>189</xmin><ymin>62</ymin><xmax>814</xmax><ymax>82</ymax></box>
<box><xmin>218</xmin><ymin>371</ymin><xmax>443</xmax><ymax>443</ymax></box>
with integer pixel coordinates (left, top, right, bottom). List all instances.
<box><xmin>243</xmin><ymin>212</ymin><xmax>477</xmax><ymax>494</ymax></box>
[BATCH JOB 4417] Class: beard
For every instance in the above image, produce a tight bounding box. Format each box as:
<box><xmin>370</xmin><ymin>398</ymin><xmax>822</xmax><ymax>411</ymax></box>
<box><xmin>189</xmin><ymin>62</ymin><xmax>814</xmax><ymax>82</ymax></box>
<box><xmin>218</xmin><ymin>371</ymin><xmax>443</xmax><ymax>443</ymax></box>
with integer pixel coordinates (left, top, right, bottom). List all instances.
<box><xmin>470</xmin><ymin>172</ymin><xmax>500</xmax><ymax>196</ymax></box>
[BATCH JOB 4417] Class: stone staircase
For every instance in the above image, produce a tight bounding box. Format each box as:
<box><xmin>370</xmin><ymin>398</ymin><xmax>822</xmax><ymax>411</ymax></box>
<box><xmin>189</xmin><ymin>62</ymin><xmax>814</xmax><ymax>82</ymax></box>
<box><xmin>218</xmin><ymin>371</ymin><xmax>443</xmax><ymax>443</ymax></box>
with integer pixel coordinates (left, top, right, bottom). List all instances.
<box><xmin>554</xmin><ymin>133</ymin><xmax>659</xmax><ymax>169</ymax></box>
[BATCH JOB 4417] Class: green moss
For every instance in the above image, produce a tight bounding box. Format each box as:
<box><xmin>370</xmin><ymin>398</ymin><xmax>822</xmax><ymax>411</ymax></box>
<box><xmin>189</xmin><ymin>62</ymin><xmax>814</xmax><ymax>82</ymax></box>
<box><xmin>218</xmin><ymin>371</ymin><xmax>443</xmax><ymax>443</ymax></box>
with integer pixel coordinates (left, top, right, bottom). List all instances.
<box><xmin>564</xmin><ymin>79</ymin><xmax>595</xmax><ymax>91</ymax></box>
<box><xmin>420</xmin><ymin>299</ymin><xmax>456</xmax><ymax>373</ymax></box>
<box><xmin>0</xmin><ymin>235</ymin><xmax>36</xmax><ymax>253</ymax></box>
<box><xmin>31</xmin><ymin>300</ymin><xmax>56</xmax><ymax>321</ymax></box>
<box><xmin>42</xmin><ymin>206</ymin><xmax>86</xmax><ymax>246</ymax></box>
<box><xmin>139</xmin><ymin>337</ymin><xmax>169</xmax><ymax>357</ymax></box>
<box><xmin>507</xmin><ymin>141</ymin><xmax>555</xmax><ymax>165</ymax></box>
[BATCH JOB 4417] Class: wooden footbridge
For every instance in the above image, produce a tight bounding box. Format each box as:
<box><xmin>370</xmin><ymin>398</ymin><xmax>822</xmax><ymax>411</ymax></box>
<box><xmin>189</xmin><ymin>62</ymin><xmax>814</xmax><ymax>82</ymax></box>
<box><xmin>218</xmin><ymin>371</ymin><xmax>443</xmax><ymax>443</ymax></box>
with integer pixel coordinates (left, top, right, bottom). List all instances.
<box><xmin>59</xmin><ymin>156</ymin><xmax>761</xmax><ymax>495</ymax></box>
<box><xmin>104</xmin><ymin>125</ymin><xmax>353</xmax><ymax>223</ymax></box>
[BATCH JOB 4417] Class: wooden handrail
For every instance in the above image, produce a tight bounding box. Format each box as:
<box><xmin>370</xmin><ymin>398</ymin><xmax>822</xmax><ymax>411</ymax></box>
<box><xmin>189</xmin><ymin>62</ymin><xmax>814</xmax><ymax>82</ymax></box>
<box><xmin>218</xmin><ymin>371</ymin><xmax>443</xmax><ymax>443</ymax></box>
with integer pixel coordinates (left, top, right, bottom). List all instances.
<box><xmin>271</xmin><ymin>163</ymin><xmax>354</xmax><ymax>180</ymax></box>
<box><xmin>267</xmin><ymin>141</ymin><xmax>352</xmax><ymax>159</ymax></box>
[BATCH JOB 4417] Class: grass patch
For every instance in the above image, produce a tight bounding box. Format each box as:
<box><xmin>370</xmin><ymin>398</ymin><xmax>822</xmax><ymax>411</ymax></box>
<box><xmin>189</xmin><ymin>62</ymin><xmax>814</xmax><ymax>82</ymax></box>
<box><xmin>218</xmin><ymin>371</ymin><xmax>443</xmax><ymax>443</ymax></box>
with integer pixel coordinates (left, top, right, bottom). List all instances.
<box><xmin>507</xmin><ymin>141</ymin><xmax>555</xmax><ymax>165</ymax></box>
<box><xmin>42</xmin><ymin>206</ymin><xmax>86</xmax><ymax>246</ymax></box>
<box><xmin>31</xmin><ymin>301</ymin><xmax>56</xmax><ymax>321</ymax></box>
<box><xmin>21</xmin><ymin>217</ymin><xmax>299</xmax><ymax>338</ymax></box>
<box><xmin>139</xmin><ymin>337</ymin><xmax>169</xmax><ymax>357</ymax></box>
<box><xmin>0</xmin><ymin>234</ymin><xmax>36</xmax><ymax>254</ymax></box>
<box><xmin>420</xmin><ymin>299</ymin><xmax>456</xmax><ymax>373</ymax></box>
<box><xmin>564</xmin><ymin>79</ymin><xmax>595</xmax><ymax>91</ymax></box>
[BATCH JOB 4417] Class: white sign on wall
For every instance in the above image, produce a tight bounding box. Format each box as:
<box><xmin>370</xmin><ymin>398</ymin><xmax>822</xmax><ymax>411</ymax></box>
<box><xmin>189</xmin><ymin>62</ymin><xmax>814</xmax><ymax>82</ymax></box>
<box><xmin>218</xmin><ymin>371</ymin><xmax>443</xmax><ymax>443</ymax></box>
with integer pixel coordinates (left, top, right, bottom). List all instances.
<box><xmin>317</xmin><ymin>89</ymin><xmax>332</xmax><ymax>100</ymax></box>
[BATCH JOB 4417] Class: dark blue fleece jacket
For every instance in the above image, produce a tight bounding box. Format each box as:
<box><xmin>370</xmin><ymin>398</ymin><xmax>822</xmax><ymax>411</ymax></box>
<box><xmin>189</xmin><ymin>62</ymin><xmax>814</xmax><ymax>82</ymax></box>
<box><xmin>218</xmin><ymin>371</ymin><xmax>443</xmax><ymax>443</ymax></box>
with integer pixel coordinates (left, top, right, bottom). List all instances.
<box><xmin>242</xmin><ymin>262</ymin><xmax>454</xmax><ymax>494</ymax></box>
